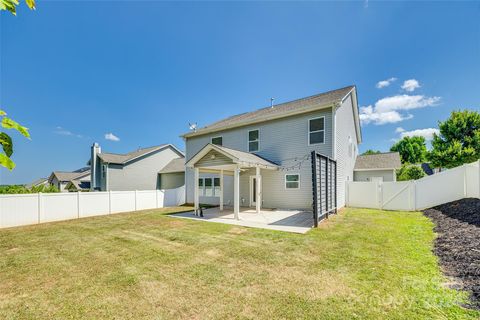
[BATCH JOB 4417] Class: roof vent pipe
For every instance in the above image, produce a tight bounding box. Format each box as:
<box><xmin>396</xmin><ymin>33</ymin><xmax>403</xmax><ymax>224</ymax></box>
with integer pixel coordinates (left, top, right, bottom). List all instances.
<box><xmin>270</xmin><ymin>97</ymin><xmax>275</xmax><ymax>108</ymax></box>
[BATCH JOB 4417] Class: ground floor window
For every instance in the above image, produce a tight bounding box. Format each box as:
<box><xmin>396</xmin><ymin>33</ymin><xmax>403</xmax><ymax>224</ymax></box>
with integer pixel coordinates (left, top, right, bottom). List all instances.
<box><xmin>198</xmin><ymin>177</ymin><xmax>221</xmax><ymax>197</ymax></box>
<box><xmin>285</xmin><ymin>174</ymin><xmax>300</xmax><ymax>189</ymax></box>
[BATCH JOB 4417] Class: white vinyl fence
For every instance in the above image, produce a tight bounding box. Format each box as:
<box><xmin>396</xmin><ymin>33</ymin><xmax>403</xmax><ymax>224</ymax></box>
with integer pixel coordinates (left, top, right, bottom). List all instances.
<box><xmin>0</xmin><ymin>186</ymin><xmax>185</xmax><ymax>229</ymax></box>
<box><xmin>347</xmin><ymin>161</ymin><xmax>480</xmax><ymax>211</ymax></box>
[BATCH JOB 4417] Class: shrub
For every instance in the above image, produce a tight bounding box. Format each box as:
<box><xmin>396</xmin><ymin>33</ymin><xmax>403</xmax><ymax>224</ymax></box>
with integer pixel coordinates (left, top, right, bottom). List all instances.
<box><xmin>397</xmin><ymin>165</ymin><xmax>426</xmax><ymax>181</ymax></box>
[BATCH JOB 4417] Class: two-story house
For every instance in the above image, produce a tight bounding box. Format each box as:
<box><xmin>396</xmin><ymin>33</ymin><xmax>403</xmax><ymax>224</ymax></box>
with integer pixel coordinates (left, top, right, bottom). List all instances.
<box><xmin>182</xmin><ymin>86</ymin><xmax>362</xmax><ymax>216</ymax></box>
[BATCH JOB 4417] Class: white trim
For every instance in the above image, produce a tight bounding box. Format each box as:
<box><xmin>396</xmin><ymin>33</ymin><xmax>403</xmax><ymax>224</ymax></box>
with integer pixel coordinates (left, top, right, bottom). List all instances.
<box><xmin>211</xmin><ymin>136</ymin><xmax>223</xmax><ymax>146</ymax></box>
<box><xmin>247</xmin><ymin>129</ymin><xmax>260</xmax><ymax>152</ymax></box>
<box><xmin>284</xmin><ymin>173</ymin><xmax>300</xmax><ymax>189</ymax></box>
<box><xmin>308</xmin><ymin>116</ymin><xmax>326</xmax><ymax>146</ymax></box>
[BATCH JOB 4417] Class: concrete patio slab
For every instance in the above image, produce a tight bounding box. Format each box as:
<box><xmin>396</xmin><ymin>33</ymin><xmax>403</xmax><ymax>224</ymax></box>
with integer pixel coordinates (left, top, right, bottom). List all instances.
<box><xmin>170</xmin><ymin>207</ymin><xmax>313</xmax><ymax>234</ymax></box>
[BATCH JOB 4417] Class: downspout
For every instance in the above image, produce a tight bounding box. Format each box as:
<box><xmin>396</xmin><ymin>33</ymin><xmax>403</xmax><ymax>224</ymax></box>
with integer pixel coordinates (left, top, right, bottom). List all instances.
<box><xmin>332</xmin><ymin>103</ymin><xmax>339</xmax><ymax>160</ymax></box>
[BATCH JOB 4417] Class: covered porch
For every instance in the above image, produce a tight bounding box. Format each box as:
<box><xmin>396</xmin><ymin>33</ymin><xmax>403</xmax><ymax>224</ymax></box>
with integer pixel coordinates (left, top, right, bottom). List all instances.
<box><xmin>186</xmin><ymin>143</ymin><xmax>279</xmax><ymax>220</ymax></box>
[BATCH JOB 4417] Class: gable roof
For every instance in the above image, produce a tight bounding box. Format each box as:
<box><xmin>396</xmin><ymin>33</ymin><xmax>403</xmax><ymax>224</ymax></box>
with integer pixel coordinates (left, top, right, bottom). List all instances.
<box><xmin>26</xmin><ymin>178</ymin><xmax>48</xmax><ymax>189</ymax></box>
<box><xmin>186</xmin><ymin>143</ymin><xmax>278</xmax><ymax>169</ymax></box>
<box><xmin>66</xmin><ymin>180</ymin><xmax>91</xmax><ymax>191</ymax></box>
<box><xmin>354</xmin><ymin>152</ymin><xmax>402</xmax><ymax>171</ymax></box>
<box><xmin>159</xmin><ymin>157</ymin><xmax>185</xmax><ymax>174</ymax></box>
<box><xmin>98</xmin><ymin>144</ymin><xmax>184</xmax><ymax>165</ymax></box>
<box><xmin>49</xmin><ymin>169</ymin><xmax>90</xmax><ymax>183</ymax></box>
<box><xmin>182</xmin><ymin>86</ymin><xmax>357</xmax><ymax>139</ymax></box>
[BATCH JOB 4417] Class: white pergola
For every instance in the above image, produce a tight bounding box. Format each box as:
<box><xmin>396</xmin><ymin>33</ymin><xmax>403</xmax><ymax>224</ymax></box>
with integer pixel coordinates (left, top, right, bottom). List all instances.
<box><xmin>186</xmin><ymin>144</ymin><xmax>278</xmax><ymax>219</ymax></box>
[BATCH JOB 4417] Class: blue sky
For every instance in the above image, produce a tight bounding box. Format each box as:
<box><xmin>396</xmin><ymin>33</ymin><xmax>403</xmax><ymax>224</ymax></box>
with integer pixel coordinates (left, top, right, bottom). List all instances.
<box><xmin>1</xmin><ymin>1</ymin><xmax>479</xmax><ymax>184</ymax></box>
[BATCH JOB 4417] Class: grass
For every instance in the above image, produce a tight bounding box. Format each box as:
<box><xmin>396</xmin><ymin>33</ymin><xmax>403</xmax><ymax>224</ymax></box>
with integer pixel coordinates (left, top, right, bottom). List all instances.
<box><xmin>0</xmin><ymin>206</ymin><xmax>478</xmax><ymax>320</ymax></box>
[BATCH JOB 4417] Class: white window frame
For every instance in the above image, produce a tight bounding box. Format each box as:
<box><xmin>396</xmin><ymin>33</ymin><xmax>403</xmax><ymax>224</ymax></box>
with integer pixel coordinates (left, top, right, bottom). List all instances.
<box><xmin>308</xmin><ymin>116</ymin><xmax>325</xmax><ymax>146</ymax></box>
<box><xmin>285</xmin><ymin>174</ymin><xmax>300</xmax><ymax>189</ymax></box>
<box><xmin>211</xmin><ymin>136</ymin><xmax>223</xmax><ymax>146</ymax></box>
<box><xmin>248</xmin><ymin>129</ymin><xmax>260</xmax><ymax>152</ymax></box>
<box><xmin>198</xmin><ymin>178</ymin><xmax>205</xmax><ymax>196</ymax></box>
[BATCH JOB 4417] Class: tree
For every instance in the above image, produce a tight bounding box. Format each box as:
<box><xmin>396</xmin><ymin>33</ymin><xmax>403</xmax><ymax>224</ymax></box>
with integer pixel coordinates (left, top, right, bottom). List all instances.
<box><xmin>390</xmin><ymin>136</ymin><xmax>427</xmax><ymax>164</ymax></box>
<box><xmin>1</xmin><ymin>0</ymin><xmax>35</xmax><ymax>15</ymax></box>
<box><xmin>396</xmin><ymin>164</ymin><xmax>426</xmax><ymax>181</ymax></box>
<box><xmin>0</xmin><ymin>110</ymin><xmax>30</xmax><ymax>170</ymax></box>
<box><xmin>429</xmin><ymin>110</ymin><xmax>480</xmax><ymax>168</ymax></box>
<box><xmin>362</xmin><ymin>149</ymin><xmax>382</xmax><ymax>155</ymax></box>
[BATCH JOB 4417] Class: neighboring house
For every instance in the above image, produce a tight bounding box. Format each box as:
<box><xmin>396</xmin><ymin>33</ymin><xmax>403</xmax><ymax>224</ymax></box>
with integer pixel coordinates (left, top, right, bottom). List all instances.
<box><xmin>90</xmin><ymin>143</ymin><xmax>184</xmax><ymax>191</ymax></box>
<box><xmin>353</xmin><ymin>152</ymin><xmax>402</xmax><ymax>182</ymax></box>
<box><xmin>158</xmin><ymin>158</ymin><xmax>186</xmax><ymax>190</ymax></box>
<box><xmin>25</xmin><ymin>177</ymin><xmax>49</xmax><ymax>189</ymax></box>
<box><xmin>182</xmin><ymin>85</ymin><xmax>361</xmax><ymax>213</ymax></box>
<box><xmin>48</xmin><ymin>167</ymin><xmax>91</xmax><ymax>192</ymax></box>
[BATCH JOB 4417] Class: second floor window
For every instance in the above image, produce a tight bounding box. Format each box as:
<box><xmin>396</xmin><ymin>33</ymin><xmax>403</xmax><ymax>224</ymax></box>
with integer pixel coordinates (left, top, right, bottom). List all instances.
<box><xmin>309</xmin><ymin>117</ymin><xmax>325</xmax><ymax>145</ymax></box>
<box><xmin>248</xmin><ymin>130</ymin><xmax>259</xmax><ymax>152</ymax></box>
<box><xmin>211</xmin><ymin>136</ymin><xmax>223</xmax><ymax>146</ymax></box>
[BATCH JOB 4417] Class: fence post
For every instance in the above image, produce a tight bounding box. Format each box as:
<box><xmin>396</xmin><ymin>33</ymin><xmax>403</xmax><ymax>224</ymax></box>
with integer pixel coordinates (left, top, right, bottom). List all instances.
<box><xmin>463</xmin><ymin>164</ymin><xmax>467</xmax><ymax>198</ymax></box>
<box><xmin>37</xmin><ymin>192</ymin><xmax>43</xmax><ymax>224</ymax></box>
<box><xmin>134</xmin><ymin>190</ymin><xmax>138</xmax><ymax>211</ymax></box>
<box><xmin>108</xmin><ymin>190</ymin><xmax>112</xmax><ymax>214</ymax></box>
<box><xmin>77</xmin><ymin>192</ymin><xmax>81</xmax><ymax>219</ymax></box>
<box><xmin>378</xmin><ymin>182</ymin><xmax>383</xmax><ymax>209</ymax></box>
<box><xmin>412</xmin><ymin>180</ymin><xmax>417</xmax><ymax>211</ymax></box>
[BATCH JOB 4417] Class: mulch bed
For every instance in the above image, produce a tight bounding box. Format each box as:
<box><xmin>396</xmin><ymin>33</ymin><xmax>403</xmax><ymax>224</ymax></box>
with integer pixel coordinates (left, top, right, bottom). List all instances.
<box><xmin>423</xmin><ymin>198</ymin><xmax>480</xmax><ymax>310</ymax></box>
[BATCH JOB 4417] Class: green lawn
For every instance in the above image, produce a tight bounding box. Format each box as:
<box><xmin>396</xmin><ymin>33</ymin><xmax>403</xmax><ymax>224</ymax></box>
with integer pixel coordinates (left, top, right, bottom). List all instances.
<box><xmin>0</xmin><ymin>207</ymin><xmax>477</xmax><ymax>320</ymax></box>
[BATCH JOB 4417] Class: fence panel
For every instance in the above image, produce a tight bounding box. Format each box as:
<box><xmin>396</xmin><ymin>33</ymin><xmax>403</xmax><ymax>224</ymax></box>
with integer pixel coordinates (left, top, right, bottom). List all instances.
<box><xmin>347</xmin><ymin>182</ymin><xmax>379</xmax><ymax>209</ymax></box>
<box><xmin>41</xmin><ymin>193</ymin><xmax>78</xmax><ymax>223</ymax></box>
<box><xmin>415</xmin><ymin>166</ymin><xmax>466</xmax><ymax>210</ymax></box>
<box><xmin>381</xmin><ymin>181</ymin><xmax>414</xmax><ymax>211</ymax></box>
<box><xmin>136</xmin><ymin>190</ymin><xmax>157</xmax><ymax>210</ymax></box>
<box><xmin>466</xmin><ymin>162</ymin><xmax>479</xmax><ymax>198</ymax></box>
<box><xmin>80</xmin><ymin>192</ymin><xmax>110</xmax><ymax>218</ymax></box>
<box><xmin>0</xmin><ymin>186</ymin><xmax>186</xmax><ymax>229</ymax></box>
<box><xmin>0</xmin><ymin>194</ymin><xmax>39</xmax><ymax>228</ymax></box>
<box><xmin>346</xmin><ymin>160</ymin><xmax>480</xmax><ymax>211</ymax></box>
<box><xmin>110</xmin><ymin>191</ymin><xmax>136</xmax><ymax>213</ymax></box>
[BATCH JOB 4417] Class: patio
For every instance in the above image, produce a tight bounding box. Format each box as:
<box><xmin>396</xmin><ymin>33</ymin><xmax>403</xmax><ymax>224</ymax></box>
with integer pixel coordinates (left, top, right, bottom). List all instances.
<box><xmin>170</xmin><ymin>207</ymin><xmax>314</xmax><ymax>233</ymax></box>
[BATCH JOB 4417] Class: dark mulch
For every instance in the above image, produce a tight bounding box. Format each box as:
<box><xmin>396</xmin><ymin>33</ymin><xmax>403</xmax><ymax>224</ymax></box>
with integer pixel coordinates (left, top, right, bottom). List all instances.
<box><xmin>423</xmin><ymin>198</ymin><xmax>480</xmax><ymax>310</ymax></box>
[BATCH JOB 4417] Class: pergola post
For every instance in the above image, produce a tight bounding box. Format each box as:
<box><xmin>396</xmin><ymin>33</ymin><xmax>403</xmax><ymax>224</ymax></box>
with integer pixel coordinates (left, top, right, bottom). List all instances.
<box><xmin>194</xmin><ymin>167</ymin><xmax>199</xmax><ymax>215</ymax></box>
<box><xmin>219</xmin><ymin>169</ymin><xmax>224</xmax><ymax>211</ymax></box>
<box><xmin>255</xmin><ymin>166</ymin><xmax>261</xmax><ymax>213</ymax></box>
<box><xmin>233</xmin><ymin>166</ymin><xmax>240</xmax><ymax>220</ymax></box>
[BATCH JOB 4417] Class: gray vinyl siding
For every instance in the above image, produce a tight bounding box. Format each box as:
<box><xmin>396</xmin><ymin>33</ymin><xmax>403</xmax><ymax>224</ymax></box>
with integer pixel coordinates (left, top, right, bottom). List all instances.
<box><xmin>194</xmin><ymin>150</ymin><xmax>233</xmax><ymax>167</ymax></box>
<box><xmin>102</xmin><ymin>146</ymin><xmax>183</xmax><ymax>191</ymax></box>
<box><xmin>354</xmin><ymin>170</ymin><xmax>396</xmax><ymax>182</ymax></box>
<box><xmin>159</xmin><ymin>172</ymin><xmax>185</xmax><ymax>189</ymax></box>
<box><xmin>334</xmin><ymin>94</ymin><xmax>359</xmax><ymax>208</ymax></box>
<box><xmin>185</xmin><ymin>108</ymin><xmax>333</xmax><ymax>209</ymax></box>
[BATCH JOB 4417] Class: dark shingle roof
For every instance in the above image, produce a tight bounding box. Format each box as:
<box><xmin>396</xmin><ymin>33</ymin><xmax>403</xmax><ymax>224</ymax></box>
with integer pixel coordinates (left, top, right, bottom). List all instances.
<box><xmin>98</xmin><ymin>144</ymin><xmax>169</xmax><ymax>164</ymax></box>
<box><xmin>354</xmin><ymin>152</ymin><xmax>402</xmax><ymax>170</ymax></box>
<box><xmin>159</xmin><ymin>157</ymin><xmax>185</xmax><ymax>174</ymax></box>
<box><xmin>183</xmin><ymin>86</ymin><xmax>355</xmax><ymax>138</ymax></box>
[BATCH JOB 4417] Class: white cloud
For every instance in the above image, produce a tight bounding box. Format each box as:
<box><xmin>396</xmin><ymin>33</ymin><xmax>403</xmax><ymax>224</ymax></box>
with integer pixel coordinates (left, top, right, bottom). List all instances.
<box><xmin>399</xmin><ymin>128</ymin><xmax>440</xmax><ymax>141</ymax></box>
<box><xmin>395</xmin><ymin>127</ymin><xmax>405</xmax><ymax>133</ymax></box>
<box><xmin>376</xmin><ymin>77</ymin><xmax>397</xmax><ymax>89</ymax></box>
<box><xmin>104</xmin><ymin>133</ymin><xmax>120</xmax><ymax>142</ymax></box>
<box><xmin>401</xmin><ymin>79</ymin><xmax>420</xmax><ymax>92</ymax></box>
<box><xmin>375</xmin><ymin>94</ymin><xmax>440</xmax><ymax>113</ymax></box>
<box><xmin>359</xmin><ymin>105</ymin><xmax>413</xmax><ymax>125</ymax></box>
<box><xmin>54</xmin><ymin>126</ymin><xmax>82</xmax><ymax>138</ymax></box>
<box><xmin>360</xmin><ymin>94</ymin><xmax>439</xmax><ymax>126</ymax></box>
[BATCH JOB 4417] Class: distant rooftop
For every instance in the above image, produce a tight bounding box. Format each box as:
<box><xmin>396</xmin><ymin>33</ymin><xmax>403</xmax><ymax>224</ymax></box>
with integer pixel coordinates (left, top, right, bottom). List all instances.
<box><xmin>354</xmin><ymin>152</ymin><xmax>402</xmax><ymax>170</ymax></box>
